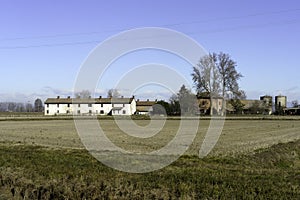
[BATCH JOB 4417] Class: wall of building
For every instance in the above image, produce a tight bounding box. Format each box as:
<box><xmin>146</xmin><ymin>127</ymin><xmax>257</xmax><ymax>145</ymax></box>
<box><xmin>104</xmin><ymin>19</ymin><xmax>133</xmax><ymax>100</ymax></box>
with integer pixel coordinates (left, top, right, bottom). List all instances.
<box><xmin>93</xmin><ymin>104</ymin><xmax>112</xmax><ymax>115</ymax></box>
<box><xmin>45</xmin><ymin>100</ymin><xmax>136</xmax><ymax>116</ymax></box>
<box><xmin>275</xmin><ymin>96</ymin><xmax>287</xmax><ymax>108</ymax></box>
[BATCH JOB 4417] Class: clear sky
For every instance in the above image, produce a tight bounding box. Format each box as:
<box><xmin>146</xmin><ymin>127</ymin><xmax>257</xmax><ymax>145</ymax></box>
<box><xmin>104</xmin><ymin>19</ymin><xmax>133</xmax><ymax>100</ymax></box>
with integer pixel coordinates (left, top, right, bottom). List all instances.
<box><xmin>1</xmin><ymin>0</ymin><xmax>300</xmax><ymax>103</ymax></box>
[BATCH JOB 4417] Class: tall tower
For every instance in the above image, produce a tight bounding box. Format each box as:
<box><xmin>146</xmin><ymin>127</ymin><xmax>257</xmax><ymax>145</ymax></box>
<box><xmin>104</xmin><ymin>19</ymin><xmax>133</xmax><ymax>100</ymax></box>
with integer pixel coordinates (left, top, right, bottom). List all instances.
<box><xmin>275</xmin><ymin>95</ymin><xmax>287</xmax><ymax>114</ymax></box>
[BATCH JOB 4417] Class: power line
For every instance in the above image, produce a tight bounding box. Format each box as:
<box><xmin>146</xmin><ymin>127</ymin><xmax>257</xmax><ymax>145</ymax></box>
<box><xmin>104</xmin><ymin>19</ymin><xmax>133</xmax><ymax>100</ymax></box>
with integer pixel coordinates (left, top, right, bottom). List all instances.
<box><xmin>192</xmin><ymin>19</ymin><xmax>300</xmax><ymax>34</ymax></box>
<box><xmin>164</xmin><ymin>8</ymin><xmax>300</xmax><ymax>27</ymax></box>
<box><xmin>1</xmin><ymin>7</ymin><xmax>300</xmax><ymax>42</ymax></box>
<box><xmin>0</xmin><ymin>19</ymin><xmax>299</xmax><ymax>50</ymax></box>
<box><xmin>0</xmin><ymin>29</ymin><xmax>126</xmax><ymax>42</ymax></box>
<box><xmin>0</xmin><ymin>40</ymin><xmax>101</xmax><ymax>49</ymax></box>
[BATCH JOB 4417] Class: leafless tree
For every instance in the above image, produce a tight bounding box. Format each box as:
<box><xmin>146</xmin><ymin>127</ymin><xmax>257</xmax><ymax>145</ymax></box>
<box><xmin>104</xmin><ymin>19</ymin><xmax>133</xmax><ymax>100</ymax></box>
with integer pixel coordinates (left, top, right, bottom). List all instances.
<box><xmin>16</xmin><ymin>103</ymin><xmax>25</xmax><ymax>112</ymax></box>
<box><xmin>192</xmin><ymin>52</ymin><xmax>244</xmax><ymax>115</ymax></box>
<box><xmin>8</xmin><ymin>102</ymin><xmax>16</xmax><ymax>112</ymax></box>
<box><xmin>107</xmin><ymin>89</ymin><xmax>121</xmax><ymax>98</ymax></box>
<box><xmin>75</xmin><ymin>90</ymin><xmax>91</xmax><ymax>98</ymax></box>
<box><xmin>192</xmin><ymin>53</ymin><xmax>220</xmax><ymax>97</ymax></box>
<box><xmin>292</xmin><ymin>100</ymin><xmax>299</xmax><ymax>108</ymax></box>
<box><xmin>25</xmin><ymin>103</ymin><xmax>33</xmax><ymax>112</ymax></box>
<box><xmin>192</xmin><ymin>53</ymin><xmax>220</xmax><ymax>115</ymax></box>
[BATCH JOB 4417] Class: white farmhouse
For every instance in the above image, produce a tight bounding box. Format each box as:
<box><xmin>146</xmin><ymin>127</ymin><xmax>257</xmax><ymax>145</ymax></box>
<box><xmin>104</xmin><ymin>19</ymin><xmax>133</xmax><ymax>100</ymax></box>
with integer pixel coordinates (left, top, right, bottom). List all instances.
<box><xmin>44</xmin><ymin>96</ymin><xmax>136</xmax><ymax>116</ymax></box>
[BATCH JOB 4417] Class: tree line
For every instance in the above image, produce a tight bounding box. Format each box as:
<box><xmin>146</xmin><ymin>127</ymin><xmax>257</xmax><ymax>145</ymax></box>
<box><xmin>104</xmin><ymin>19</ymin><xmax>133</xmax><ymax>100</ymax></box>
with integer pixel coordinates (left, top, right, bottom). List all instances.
<box><xmin>153</xmin><ymin>52</ymin><xmax>246</xmax><ymax>115</ymax></box>
<box><xmin>0</xmin><ymin>99</ymin><xmax>43</xmax><ymax>112</ymax></box>
<box><xmin>76</xmin><ymin>52</ymin><xmax>247</xmax><ymax>116</ymax></box>
<box><xmin>6</xmin><ymin>51</ymin><xmax>293</xmax><ymax>115</ymax></box>
<box><xmin>152</xmin><ymin>52</ymin><xmax>300</xmax><ymax>116</ymax></box>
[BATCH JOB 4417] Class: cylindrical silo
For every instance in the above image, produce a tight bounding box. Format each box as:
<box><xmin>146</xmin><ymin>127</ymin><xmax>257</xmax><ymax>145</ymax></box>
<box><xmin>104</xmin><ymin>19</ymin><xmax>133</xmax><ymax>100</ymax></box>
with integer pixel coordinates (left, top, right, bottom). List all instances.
<box><xmin>275</xmin><ymin>95</ymin><xmax>287</xmax><ymax>112</ymax></box>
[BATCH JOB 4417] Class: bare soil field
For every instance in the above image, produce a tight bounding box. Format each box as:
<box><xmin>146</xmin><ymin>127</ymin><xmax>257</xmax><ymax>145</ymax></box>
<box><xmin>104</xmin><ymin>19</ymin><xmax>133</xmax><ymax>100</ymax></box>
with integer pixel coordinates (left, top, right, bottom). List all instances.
<box><xmin>1</xmin><ymin>119</ymin><xmax>299</xmax><ymax>156</ymax></box>
<box><xmin>1</xmin><ymin>118</ymin><xmax>300</xmax><ymax>199</ymax></box>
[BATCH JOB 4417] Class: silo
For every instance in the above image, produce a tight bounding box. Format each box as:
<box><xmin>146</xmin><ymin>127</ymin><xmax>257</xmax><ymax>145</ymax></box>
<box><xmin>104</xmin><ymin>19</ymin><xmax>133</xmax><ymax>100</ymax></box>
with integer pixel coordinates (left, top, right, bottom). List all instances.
<box><xmin>275</xmin><ymin>95</ymin><xmax>287</xmax><ymax>113</ymax></box>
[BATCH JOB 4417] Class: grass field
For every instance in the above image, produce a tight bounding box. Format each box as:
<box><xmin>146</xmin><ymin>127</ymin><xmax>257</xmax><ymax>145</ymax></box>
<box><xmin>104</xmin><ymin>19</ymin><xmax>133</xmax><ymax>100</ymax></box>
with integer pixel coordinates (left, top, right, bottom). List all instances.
<box><xmin>0</xmin><ymin>118</ymin><xmax>300</xmax><ymax>199</ymax></box>
<box><xmin>1</xmin><ymin>119</ymin><xmax>300</xmax><ymax>156</ymax></box>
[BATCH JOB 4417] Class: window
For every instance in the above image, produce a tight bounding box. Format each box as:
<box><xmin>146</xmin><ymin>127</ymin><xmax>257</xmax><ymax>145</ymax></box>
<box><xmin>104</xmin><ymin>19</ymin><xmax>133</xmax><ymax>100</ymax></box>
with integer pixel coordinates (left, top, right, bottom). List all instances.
<box><xmin>78</xmin><ymin>104</ymin><xmax>80</xmax><ymax>107</ymax></box>
<box><xmin>89</xmin><ymin>110</ymin><xmax>92</xmax><ymax>114</ymax></box>
<box><xmin>123</xmin><ymin>110</ymin><xmax>126</xmax><ymax>114</ymax></box>
<box><xmin>57</xmin><ymin>110</ymin><xmax>59</xmax><ymax>113</ymax></box>
<box><xmin>67</xmin><ymin>104</ymin><xmax>70</xmax><ymax>107</ymax></box>
<box><xmin>57</xmin><ymin>104</ymin><xmax>59</xmax><ymax>108</ymax></box>
<box><xmin>46</xmin><ymin>110</ymin><xmax>49</xmax><ymax>114</ymax></box>
<box><xmin>96</xmin><ymin>110</ymin><xmax>98</xmax><ymax>114</ymax></box>
<box><xmin>100</xmin><ymin>110</ymin><xmax>104</xmax><ymax>114</ymax></box>
<box><xmin>101</xmin><ymin>104</ymin><xmax>103</xmax><ymax>107</ymax></box>
<box><xmin>77</xmin><ymin>110</ymin><xmax>80</xmax><ymax>114</ymax></box>
<box><xmin>123</xmin><ymin>104</ymin><xmax>125</xmax><ymax>107</ymax></box>
<box><xmin>67</xmin><ymin>110</ymin><xmax>70</xmax><ymax>114</ymax></box>
<box><xmin>112</xmin><ymin>104</ymin><xmax>114</xmax><ymax>107</ymax></box>
<box><xmin>88</xmin><ymin>104</ymin><xmax>92</xmax><ymax>107</ymax></box>
<box><xmin>47</xmin><ymin>104</ymin><xmax>49</xmax><ymax>108</ymax></box>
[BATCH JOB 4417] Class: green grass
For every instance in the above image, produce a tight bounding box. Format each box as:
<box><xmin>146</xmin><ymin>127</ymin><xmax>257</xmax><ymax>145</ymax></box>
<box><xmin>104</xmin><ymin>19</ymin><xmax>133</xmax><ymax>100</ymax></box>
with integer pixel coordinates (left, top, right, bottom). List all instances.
<box><xmin>0</xmin><ymin>140</ymin><xmax>299</xmax><ymax>199</ymax></box>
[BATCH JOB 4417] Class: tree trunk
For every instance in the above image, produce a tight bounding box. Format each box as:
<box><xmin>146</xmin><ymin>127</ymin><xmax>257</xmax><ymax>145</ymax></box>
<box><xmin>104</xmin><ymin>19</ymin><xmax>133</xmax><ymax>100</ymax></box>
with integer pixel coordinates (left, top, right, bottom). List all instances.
<box><xmin>210</xmin><ymin>99</ymin><xmax>213</xmax><ymax>116</ymax></box>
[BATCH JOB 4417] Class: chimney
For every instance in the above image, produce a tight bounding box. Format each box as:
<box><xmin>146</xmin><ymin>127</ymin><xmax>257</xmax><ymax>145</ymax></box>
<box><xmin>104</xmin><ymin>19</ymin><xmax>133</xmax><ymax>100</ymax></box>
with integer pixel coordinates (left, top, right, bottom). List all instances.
<box><xmin>57</xmin><ymin>96</ymin><xmax>60</xmax><ymax>99</ymax></box>
<box><xmin>137</xmin><ymin>99</ymin><xmax>139</xmax><ymax>102</ymax></box>
<box><xmin>121</xmin><ymin>96</ymin><xmax>124</xmax><ymax>98</ymax></box>
<box><xmin>88</xmin><ymin>96</ymin><xmax>91</xmax><ymax>99</ymax></box>
<box><xmin>147</xmin><ymin>99</ymin><xmax>149</xmax><ymax>102</ymax></box>
<box><xmin>132</xmin><ymin>95</ymin><xmax>135</xmax><ymax>99</ymax></box>
<box><xmin>67</xmin><ymin>96</ymin><xmax>70</xmax><ymax>99</ymax></box>
<box><xmin>99</xmin><ymin>96</ymin><xmax>102</xmax><ymax>99</ymax></box>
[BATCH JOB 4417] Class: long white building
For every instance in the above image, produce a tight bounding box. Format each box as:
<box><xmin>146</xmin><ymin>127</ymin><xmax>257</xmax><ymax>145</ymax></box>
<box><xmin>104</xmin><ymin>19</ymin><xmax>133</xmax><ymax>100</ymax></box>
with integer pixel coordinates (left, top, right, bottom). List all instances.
<box><xmin>44</xmin><ymin>96</ymin><xmax>136</xmax><ymax>116</ymax></box>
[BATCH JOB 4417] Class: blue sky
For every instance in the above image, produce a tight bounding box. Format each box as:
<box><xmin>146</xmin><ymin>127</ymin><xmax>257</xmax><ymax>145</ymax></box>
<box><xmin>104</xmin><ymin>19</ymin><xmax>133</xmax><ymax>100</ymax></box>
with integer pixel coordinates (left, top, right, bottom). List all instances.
<box><xmin>1</xmin><ymin>0</ymin><xmax>300</xmax><ymax>103</ymax></box>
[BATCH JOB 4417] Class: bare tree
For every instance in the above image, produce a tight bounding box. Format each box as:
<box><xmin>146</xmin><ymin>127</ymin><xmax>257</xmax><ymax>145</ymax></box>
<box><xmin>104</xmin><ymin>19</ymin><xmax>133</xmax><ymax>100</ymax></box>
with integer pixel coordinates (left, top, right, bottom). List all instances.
<box><xmin>192</xmin><ymin>53</ymin><xmax>220</xmax><ymax>115</ymax></box>
<box><xmin>0</xmin><ymin>103</ymin><xmax>4</xmax><ymax>112</ymax></box>
<box><xmin>192</xmin><ymin>52</ymin><xmax>244</xmax><ymax>115</ymax></box>
<box><xmin>0</xmin><ymin>102</ymin><xmax>9</xmax><ymax>112</ymax></box>
<box><xmin>16</xmin><ymin>103</ymin><xmax>25</xmax><ymax>112</ymax></box>
<box><xmin>25</xmin><ymin>103</ymin><xmax>33</xmax><ymax>112</ymax></box>
<box><xmin>75</xmin><ymin>90</ymin><xmax>91</xmax><ymax>98</ymax></box>
<box><xmin>292</xmin><ymin>100</ymin><xmax>299</xmax><ymax>108</ymax></box>
<box><xmin>8</xmin><ymin>102</ymin><xmax>16</xmax><ymax>112</ymax></box>
<box><xmin>217</xmin><ymin>52</ymin><xmax>243</xmax><ymax>114</ymax></box>
<box><xmin>107</xmin><ymin>89</ymin><xmax>121</xmax><ymax>98</ymax></box>
<box><xmin>192</xmin><ymin>53</ymin><xmax>220</xmax><ymax>96</ymax></box>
